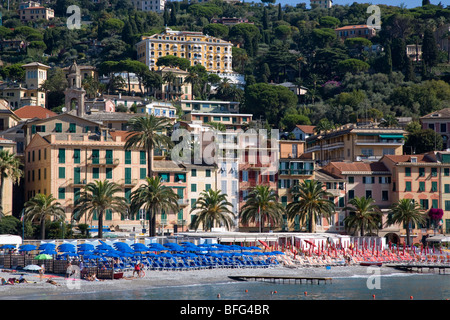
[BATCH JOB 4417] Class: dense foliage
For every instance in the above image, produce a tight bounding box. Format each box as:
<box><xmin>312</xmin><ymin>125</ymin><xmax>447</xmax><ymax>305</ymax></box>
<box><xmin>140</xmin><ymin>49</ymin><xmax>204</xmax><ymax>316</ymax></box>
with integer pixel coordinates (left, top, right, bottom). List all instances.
<box><xmin>0</xmin><ymin>0</ymin><xmax>449</xmax><ymax>129</ymax></box>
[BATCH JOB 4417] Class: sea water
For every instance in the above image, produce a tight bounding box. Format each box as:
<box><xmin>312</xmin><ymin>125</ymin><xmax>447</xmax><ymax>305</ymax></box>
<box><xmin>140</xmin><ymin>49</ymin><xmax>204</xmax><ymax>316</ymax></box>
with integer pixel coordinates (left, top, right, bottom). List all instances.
<box><xmin>14</xmin><ymin>272</ymin><xmax>450</xmax><ymax>300</ymax></box>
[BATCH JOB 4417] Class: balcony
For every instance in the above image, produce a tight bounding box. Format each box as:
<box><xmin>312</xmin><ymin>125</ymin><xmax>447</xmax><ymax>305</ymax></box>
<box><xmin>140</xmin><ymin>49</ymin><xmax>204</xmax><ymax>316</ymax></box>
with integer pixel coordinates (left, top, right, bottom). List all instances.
<box><xmin>178</xmin><ymin>199</ymin><xmax>189</xmax><ymax>207</ymax></box>
<box><xmin>120</xmin><ymin>178</ymin><xmax>138</xmax><ymax>187</ymax></box>
<box><xmin>355</xmin><ymin>139</ymin><xmax>404</xmax><ymax>146</ymax></box>
<box><xmin>71</xmin><ymin>179</ymin><xmax>87</xmax><ymax>187</ymax></box>
<box><xmin>279</xmin><ymin>169</ymin><xmax>314</xmax><ymax>176</ymax></box>
<box><xmin>87</xmin><ymin>158</ymin><xmax>120</xmax><ymax>166</ymax></box>
<box><xmin>327</xmin><ymin>189</ymin><xmax>343</xmax><ymax>197</ymax></box>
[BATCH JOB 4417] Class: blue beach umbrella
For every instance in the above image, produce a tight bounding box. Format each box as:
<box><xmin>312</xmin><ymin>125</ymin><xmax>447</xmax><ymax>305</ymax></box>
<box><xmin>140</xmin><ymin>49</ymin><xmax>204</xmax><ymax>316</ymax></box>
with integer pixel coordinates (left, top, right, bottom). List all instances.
<box><xmin>58</xmin><ymin>244</ymin><xmax>76</xmax><ymax>253</ymax></box>
<box><xmin>78</xmin><ymin>243</ymin><xmax>94</xmax><ymax>251</ymax></box>
<box><xmin>148</xmin><ymin>243</ymin><xmax>167</xmax><ymax>251</ymax></box>
<box><xmin>19</xmin><ymin>244</ymin><xmax>37</xmax><ymax>252</ymax></box>
<box><xmin>39</xmin><ymin>243</ymin><xmax>56</xmax><ymax>250</ymax></box>
<box><xmin>131</xmin><ymin>243</ymin><xmax>149</xmax><ymax>252</ymax></box>
<box><xmin>0</xmin><ymin>244</ymin><xmax>16</xmax><ymax>250</ymax></box>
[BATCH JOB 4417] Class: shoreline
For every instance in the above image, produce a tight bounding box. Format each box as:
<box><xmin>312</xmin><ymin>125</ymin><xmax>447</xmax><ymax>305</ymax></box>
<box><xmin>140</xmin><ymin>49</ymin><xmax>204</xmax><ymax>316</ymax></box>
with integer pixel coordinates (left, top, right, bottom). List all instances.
<box><xmin>0</xmin><ymin>264</ymin><xmax>427</xmax><ymax>299</ymax></box>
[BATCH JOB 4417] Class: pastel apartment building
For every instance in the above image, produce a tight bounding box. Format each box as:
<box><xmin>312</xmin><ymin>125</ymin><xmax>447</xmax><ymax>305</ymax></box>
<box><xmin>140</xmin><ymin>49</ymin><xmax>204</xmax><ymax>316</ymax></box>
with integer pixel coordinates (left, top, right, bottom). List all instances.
<box><xmin>310</xmin><ymin>0</ymin><xmax>333</xmax><ymax>9</ymax></box>
<box><xmin>0</xmin><ymin>62</ymin><xmax>50</xmax><ymax>109</ymax></box>
<box><xmin>335</xmin><ymin>25</ymin><xmax>376</xmax><ymax>40</ymax></box>
<box><xmin>420</xmin><ymin>108</ymin><xmax>450</xmax><ymax>150</ymax></box>
<box><xmin>19</xmin><ymin>4</ymin><xmax>54</xmax><ymax>22</ymax></box>
<box><xmin>321</xmin><ymin>161</ymin><xmax>400</xmax><ymax>240</ymax></box>
<box><xmin>136</xmin><ymin>27</ymin><xmax>233</xmax><ymax>73</ymax></box>
<box><xmin>306</xmin><ymin>123</ymin><xmax>406</xmax><ymax>165</ymax></box>
<box><xmin>180</xmin><ymin>100</ymin><xmax>240</xmax><ymax>115</ymax></box>
<box><xmin>380</xmin><ymin>153</ymin><xmax>450</xmax><ymax>243</ymax></box>
<box><xmin>130</xmin><ymin>0</ymin><xmax>165</xmax><ymax>13</ymax></box>
<box><xmin>0</xmin><ymin>137</ymin><xmax>18</xmax><ymax>217</ymax></box>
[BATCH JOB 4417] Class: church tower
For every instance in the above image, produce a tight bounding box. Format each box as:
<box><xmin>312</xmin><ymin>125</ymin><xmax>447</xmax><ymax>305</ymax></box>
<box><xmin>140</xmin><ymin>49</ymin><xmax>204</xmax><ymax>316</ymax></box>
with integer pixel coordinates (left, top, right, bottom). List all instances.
<box><xmin>64</xmin><ymin>61</ymin><xmax>86</xmax><ymax>117</ymax></box>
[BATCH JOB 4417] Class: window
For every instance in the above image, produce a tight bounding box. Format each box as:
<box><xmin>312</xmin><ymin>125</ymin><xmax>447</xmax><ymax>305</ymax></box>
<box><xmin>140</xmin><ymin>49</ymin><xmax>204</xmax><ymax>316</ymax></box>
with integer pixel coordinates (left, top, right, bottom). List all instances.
<box><xmin>431</xmin><ymin>181</ymin><xmax>437</xmax><ymax>192</ymax></box>
<box><xmin>431</xmin><ymin>168</ymin><xmax>437</xmax><ymax>177</ymax></box>
<box><xmin>205</xmin><ymin>169</ymin><xmax>211</xmax><ymax>177</ymax></box>
<box><xmin>348</xmin><ymin>177</ymin><xmax>354</xmax><ymax>184</ymax></box>
<box><xmin>74</xmin><ymin>149</ymin><xmax>80</xmax><ymax>164</ymax></box>
<box><xmin>445</xmin><ymin>168</ymin><xmax>450</xmax><ymax>176</ymax></box>
<box><xmin>191</xmin><ymin>184</ymin><xmax>197</xmax><ymax>192</ymax></box>
<box><xmin>405</xmin><ymin>167</ymin><xmax>411</xmax><ymax>177</ymax></box>
<box><xmin>140</xmin><ymin>151</ymin><xmax>146</xmax><ymax>165</ymax></box>
<box><xmin>205</xmin><ymin>184</ymin><xmax>211</xmax><ymax>191</ymax></box>
<box><xmin>58</xmin><ymin>187</ymin><xmax>65</xmax><ymax>199</ymax></box>
<box><xmin>69</xmin><ymin>123</ymin><xmax>76</xmax><ymax>133</ymax></box>
<box><xmin>365</xmin><ymin>190</ymin><xmax>372</xmax><ymax>199</ymax></box>
<box><xmin>125</xmin><ymin>168</ymin><xmax>132</xmax><ymax>184</ymax></box>
<box><xmin>140</xmin><ymin>168</ymin><xmax>146</xmax><ymax>179</ymax></box>
<box><xmin>405</xmin><ymin>181</ymin><xmax>411</xmax><ymax>192</ymax></box>
<box><xmin>175</xmin><ymin>173</ymin><xmax>186</xmax><ymax>183</ymax></box>
<box><xmin>338</xmin><ymin>197</ymin><xmax>345</xmax><ymax>208</ymax></box>
<box><xmin>58</xmin><ymin>167</ymin><xmax>65</xmax><ymax>179</ymax></box>
<box><xmin>125</xmin><ymin>150</ymin><xmax>132</xmax><ymax>164</ymax></box>
<box><xmin>106</xmin><ymin>150</ymin><xmax>113</xmax><ymax>164</ymax></box>
<box><xmin>74</xmin><ymin>167</ymin><xmax>81</xmax><ymax>184</ymax></box>
<box><xmin>382</xmin><ymin>190</ymin><xmax>389</xmax><ymax>201</ymax></box>
<box><xmin>92</xmin><ymin>149</ymin><xmax>99</xmax><ymax>164</ymax></box>
<box><xmin>348</xmin><ymin>190</ymin><xmax>355</xmax><ymax>199</ymax></box>
<box><xmin>106</xmin><ymin>168</ymin><xmax>112</xmax><ymax>179</ymax></box>
<box><xmin>362</xmin><ymin>177</ymin><xmax>375</xmax><ymax>184</ymax></box>
<box><xmin>420</xmin><ymin>199</ymin><xmax>429</xmax><ymax>210</ymax></box>
<box><xmin>419</xmin><ymin>181</ymin><xmax>425</xmax><ymax>192</ymax></box>
<box><xmin>55</xmin><ymin>123</ymin><xmax>62</xmax><ymax>133</ymax></box>
<box><xmin>58</xmin><ymin>148</ymin><xmax>65</xmax><ymax>164</ymax></box>
<box><xmin>93</xmin><ymin>168</ymin><xmax>99</xmax><ymax>179</ymax></box>
<box><xmin>191</xmin><ymin>199</ymin><xmax>196</xmax><ymax>209</ymax></box>
<box><xmin>446</xmin><ymin>201</ymin><xmax>450</xmax><ymax>211</ymax></box>
<box><xmin>441</xmin><ymin>123</ymin><xmax>446</xmax><ymax>133</ymax></box>
<box><xmin>419</xmin><ymin>168</ymin><xmax>425</xmax><ymax>177</ymax></box>
<box><xmin>191</xmin><ymin>169</ymin><xmax>197</xmax><ymax>177</ymax></box>
<box><xmin>432</xmin><ymin>199</ymin><xmax>438</xmax><ymax>209</ymax></box>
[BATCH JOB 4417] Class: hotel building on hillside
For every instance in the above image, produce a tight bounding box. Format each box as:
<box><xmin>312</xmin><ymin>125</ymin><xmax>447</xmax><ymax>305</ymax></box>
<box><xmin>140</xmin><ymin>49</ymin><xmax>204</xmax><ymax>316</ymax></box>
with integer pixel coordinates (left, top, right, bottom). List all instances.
<box><xmin>310</xmin><ymin>0</ymin><xmax>333</xmax><ymax>9</ymax></box>
<box><xmin>130</xmin><ymin>0</ymin><xmax>165</xmax><ymax>13</ymax></box>
<box><xmin>306</xmin><ymin>123</ymin><xmax>406</xmax><ymax>166</ymax></box>
<box><xmin>136</xmin><ymin>27</ymin><xmax>233</xmax><ymax>73</ymax></box>
<box><xmin>335</xmin><ymin>25</ymin><xmax>376</xmax><ymax>41</ymax></box>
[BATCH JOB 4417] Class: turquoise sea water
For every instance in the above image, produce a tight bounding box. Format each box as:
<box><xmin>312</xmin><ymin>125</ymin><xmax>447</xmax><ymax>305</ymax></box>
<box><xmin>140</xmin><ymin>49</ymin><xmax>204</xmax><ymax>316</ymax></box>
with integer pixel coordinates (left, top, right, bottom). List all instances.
<box><xmin>16</xmin><ymin>272</ymin><xmax>450</xmax><ymax>301</ymax></box>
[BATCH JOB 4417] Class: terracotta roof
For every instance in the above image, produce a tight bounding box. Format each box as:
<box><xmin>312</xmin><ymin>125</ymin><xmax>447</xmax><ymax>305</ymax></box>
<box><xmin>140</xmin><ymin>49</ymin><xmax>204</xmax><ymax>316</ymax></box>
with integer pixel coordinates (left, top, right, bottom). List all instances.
<box><xmin>420</xmin><ymin>108</ymin><xmax>450</xmax><ymax>119</ymax></box>
<box><xmin>109</xmin><ymin>130</ymin><xmax>130</xmax><ymax>142</ymax></box>
<box><xmin>295</xmin><ymin>125</ymin><xmax>316</xmax><ymax>134</ymax></box>
<box><xmin>14</xmin><ymin>105</ymin><xmax>57</xmax><ymax>120</ymax></box>
<box><xmin>326</xmin><ymin>162</ymin><xmax>390</xmax><ymax>174</ymax></box>
<box><xmin>382</xmin><ymin>154</ymin><xmax>436</xmax><ymax>164</ymax></box>
<box><xmin>335</xmin><ymin>25</ymin><xmax>372</xmax><ymax>31</ymax></box>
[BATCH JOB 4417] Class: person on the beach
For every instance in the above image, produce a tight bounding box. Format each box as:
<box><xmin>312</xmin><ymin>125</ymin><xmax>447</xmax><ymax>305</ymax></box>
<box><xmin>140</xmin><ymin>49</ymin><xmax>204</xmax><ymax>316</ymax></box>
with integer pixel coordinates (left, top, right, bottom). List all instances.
<box><xmin>18</xmin><ymin>275</ymin><xmax>28</xmax><ymax>283</ymax></box>
<box><xmin>66</xmin><ymin>261</ymin><xmax>72</xmax><ymax>278</ymax></box>
<box><xmin>39</xmin><ymin>265</ymin><xmax>45</xmax><ymax>281</ymax></box>
<box><xmin>133</xmin><ymin>262</ymin><xmax>141</xmax><ymax>277</ymax></box>
<box><xmin>46</xmin><ymin>279</ymin><xmax>60</xmax><ymax>286</ymax></box>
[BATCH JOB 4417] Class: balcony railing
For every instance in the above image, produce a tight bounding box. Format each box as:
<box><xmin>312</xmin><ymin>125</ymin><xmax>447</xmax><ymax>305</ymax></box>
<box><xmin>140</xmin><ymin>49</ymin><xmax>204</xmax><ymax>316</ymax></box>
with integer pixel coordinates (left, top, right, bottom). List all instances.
<box><xmin>87</xmin><ymin>158</ymin><xmax>120</xmax><ymax>166</ymax></box>
<box><xmin>119</xmin><ymin>178</ymin><xmax>138</xmax><ymax>186</ymax></box>
<box><xmin>178</xmin><ymin>199</ymin><xmax>189</xmax><ymax>206</ymax></box>
<box><xmin>279</xmin><ymin>169</ymin><xmax>314</xmax><ymax>176</ymax></box>
<box><xmin>355</xmin><ymin>139</ymin><xmax>404</xmax><ymax>145</ymax></box>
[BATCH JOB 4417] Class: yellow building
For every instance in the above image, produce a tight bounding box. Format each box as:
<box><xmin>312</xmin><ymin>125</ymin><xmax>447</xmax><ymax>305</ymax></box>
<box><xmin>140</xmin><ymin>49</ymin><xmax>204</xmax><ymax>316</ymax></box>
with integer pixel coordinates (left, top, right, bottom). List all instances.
<box><xmin>0</xmin><ymin>62</ymin><xmax>50</xmax><ymax>108</ymax></box>
<box><xmin>306</xmin><ymin>123</ymin><xmax>406</xmax><ymax>165</ymax></box>
<box><xmin>0</xmin><ymin>137</ymin><xmax>18</xmax><ymax>217</ymax></box>
<box><xmin>136</xmin><ymin>27</ymin><xmax>233</xmax><ymax>73</ymax></box>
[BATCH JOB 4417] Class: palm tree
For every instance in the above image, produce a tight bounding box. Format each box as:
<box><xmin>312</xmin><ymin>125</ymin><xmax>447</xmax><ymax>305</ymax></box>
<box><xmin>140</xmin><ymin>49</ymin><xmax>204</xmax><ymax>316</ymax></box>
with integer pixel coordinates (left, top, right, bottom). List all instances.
<box><xmin>130</xmin><ymin>176</ymin><xmax>179</xmax><ymax>237</ymax></box>
<box><xmin>386</xmin><ymin>199</ymin><xmax>426</xmax><ymax>246</ymax></box>
<box><xmin>24</xmin><ymin>194</ymin><xmax>65</xmax><ymax>240</ymax></box>
<box><xmin>73</xmin><ymin>180</ymin><xmax>128</xmax><ymax>239</ymax></box>
<box><xmin>240</xmin><ymin>185</ymin><xmax>284</xmax><ymax>232</ymax></box>
<box><xmin>343</xmin><ymin>197</ymin><xmax>382</xmax><ymax>236</ymax></box>
<box><xmin>0</xmin><ymin>150</ymin><xmax>23</xmax><ymax>216</ymax></box>
<box><xmin>190</xmin><ymin>189</ymin><xmax>235</xmax><ymax>232</ymax></box>
<box><xmin>286</xmin><ymin>180</ymin><xmax>335</xmax><ymax>233</ymax></box>
<box><xmin>125</xmin><ymin>115</ymin><xmax>173</xmax><ymax>178</ymax></box>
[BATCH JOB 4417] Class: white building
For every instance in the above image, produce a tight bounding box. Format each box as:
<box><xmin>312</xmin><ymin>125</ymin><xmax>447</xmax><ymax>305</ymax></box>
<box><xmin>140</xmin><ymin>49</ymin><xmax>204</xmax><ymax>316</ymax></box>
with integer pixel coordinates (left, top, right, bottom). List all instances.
<box><xmin>137</xmin><ymin>101</ymin><xmax>177</xmax><ymax>119</ymax></box>
<box><xmin>310</xmin><ymin>0</ymin><xmax>333</xmax><ymax>9</ymax></box>
<box><xmin>130</xmin><ymin>0</ymin><xmax>165</xmax><ymax>13</ymax></box>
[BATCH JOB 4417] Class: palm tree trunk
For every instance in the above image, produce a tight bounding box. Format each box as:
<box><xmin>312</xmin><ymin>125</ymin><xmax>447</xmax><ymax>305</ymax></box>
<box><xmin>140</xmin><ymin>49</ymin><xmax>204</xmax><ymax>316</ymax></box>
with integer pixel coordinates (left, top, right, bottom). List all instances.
<box><xmin>361</xmin><ymin>224</ymin><xmax>365</xmax><ymax>237</ymax></box>
<box><xmin>98</xmin><ymin>210</ymin><xmax>104</xmax><ymax>239</ymax></box>
<box><xmin>406</xmin><ymin>222</ymin><xmax>411</xmax><ymax>246</ymax></box>
<box><xmin>40</xmin><ymin>219</ymin><xmax>45</xmax><ymax>240</ymax></box>
<box><xmin>0</xmin><ymin>174</ymin><xmax>4</xmax><ymax>215</ymax></box>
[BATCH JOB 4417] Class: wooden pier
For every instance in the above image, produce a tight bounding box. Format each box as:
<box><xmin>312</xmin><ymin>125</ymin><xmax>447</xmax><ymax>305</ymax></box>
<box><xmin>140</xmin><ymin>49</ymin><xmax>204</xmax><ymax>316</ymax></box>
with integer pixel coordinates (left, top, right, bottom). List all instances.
<box><xmin>385</xmin><ymin>264</ymin><xmax>450</xmax><ymax>274</ymax></box>
<box><xmin>228</xmin><ymin>275</ymin><xmax>332</xmax><ymax>285</ymax></box>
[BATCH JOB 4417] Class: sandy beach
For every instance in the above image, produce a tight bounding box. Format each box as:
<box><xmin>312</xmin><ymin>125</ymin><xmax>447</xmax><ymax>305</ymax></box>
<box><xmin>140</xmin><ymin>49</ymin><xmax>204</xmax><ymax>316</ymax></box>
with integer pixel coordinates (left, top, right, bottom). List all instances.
<box><xmin>0</xmin><ymin>264</ymin><xmax>406</xmax><ymax>299</ymax></box>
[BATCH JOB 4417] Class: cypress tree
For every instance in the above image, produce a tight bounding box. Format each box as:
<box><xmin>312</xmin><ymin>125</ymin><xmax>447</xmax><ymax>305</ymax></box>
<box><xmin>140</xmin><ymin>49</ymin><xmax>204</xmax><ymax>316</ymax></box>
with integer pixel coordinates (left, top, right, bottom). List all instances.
<box><xmin>384</xmin><ymin>43</ymin><xmax>393</xmax><ymax>74</ymax></box>
<box><xmin>422</xmin><ymin>28</ymin><xmax>439</xmax><ymax>73</ymax></box>
<box><xmin>263</xmin><ymin>7</ymin><xmax>269</xmax><ymax>30</ymax></box>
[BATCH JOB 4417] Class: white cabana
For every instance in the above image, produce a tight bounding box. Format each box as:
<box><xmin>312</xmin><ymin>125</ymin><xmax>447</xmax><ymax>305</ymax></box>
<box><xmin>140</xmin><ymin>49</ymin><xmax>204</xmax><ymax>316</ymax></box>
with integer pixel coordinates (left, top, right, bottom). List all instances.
<box><xmin>0</xmin><ymin>234</ymin><xmax>22</xmax><ymax>247</ymax></box>
<box><xmin>426</xmin><ymin>235</ymin><xmax>450</xmax><ymax>243</ymax></box>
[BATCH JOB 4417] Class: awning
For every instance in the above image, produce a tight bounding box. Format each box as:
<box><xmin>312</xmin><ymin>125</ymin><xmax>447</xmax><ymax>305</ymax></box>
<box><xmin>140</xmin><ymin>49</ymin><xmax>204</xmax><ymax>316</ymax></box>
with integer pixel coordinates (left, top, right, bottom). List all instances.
<box><xmin>379</xmin><ymin>134</ymin><xmax>404</xmax><ymax>139</ymax></box>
